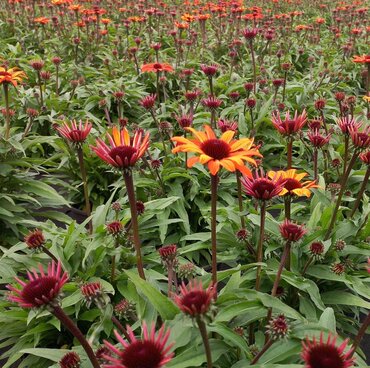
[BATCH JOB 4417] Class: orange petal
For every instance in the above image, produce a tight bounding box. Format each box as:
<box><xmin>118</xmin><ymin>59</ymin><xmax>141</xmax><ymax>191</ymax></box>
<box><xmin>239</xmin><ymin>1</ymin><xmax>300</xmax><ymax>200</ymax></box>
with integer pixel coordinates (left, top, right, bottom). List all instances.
<box><xmin>208</xmin><ymin>160</ymin><xmax>220</xmax><ymax>175</ymax></box>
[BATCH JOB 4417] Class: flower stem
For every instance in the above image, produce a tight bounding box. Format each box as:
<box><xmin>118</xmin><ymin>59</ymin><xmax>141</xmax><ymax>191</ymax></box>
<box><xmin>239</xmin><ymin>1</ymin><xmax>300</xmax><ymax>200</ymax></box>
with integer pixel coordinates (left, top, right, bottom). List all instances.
<box><xmin>77</xmin><ymin>146</ymin><xmax>92</xmax><ymax>233</ymax></box>
<box><xmin>343</xmin><ymin>135</ymin><xmax>349</xmax><ymax>177</ymax></box>
<box><xmin>37</xmin><ymin>71</ymin><xmax>44</xmax><ymax>107</ymax></box>
<box><xmin>52</xmin><ymin>305</ymin><xmax>101</xmax><ymax>368</ymax></box>
<box><xmin>255</xmin><ymin>201</ymin><xmax>266</xmax><ymax>291</ymax></box>
<box><xmin>167</xmin><ymin>266</ymin><xmax>174</xmax><ymax>297</ymax></box>
<box><xmin>249</xmin><ymin>41</ymin><xmax>256</xmax><ymax>94</ymax></box>
<box><xmin>41</xmin><ymin>245</ymin><xmax>58</xmax><ymax>263</ymax></box>
<box><xmin>250</xmin><ymin>339</ymin><xmax>274</xmax><ymax>365</ymax></box>
<box><xmin>266</xmin><ymin>240</ymin><xmax>291</xmax><ymax>325</ymax></box>
<box><xmin>111</xmin><ymin>315</ymin><xmax>130</xmax><ymax>340</ymax></box>
<box><xmin>324</xmin><ymin>151</ymin><xmax>359</xmax><ymax>240</ymax></box>
<box><xmin>287</xmin><ymin>137</ymin><xmax>293</xmax><ymax>169</ymax></box>
<box><xmin>3</xmin><ymin>84</ymin><xmax>10</xmax><ymax>140</ymax></box>
<box><xmin>123</xmin><ymin>169</ymin><xmax>146</xmax><ymax>280</ymax></box>
<box><xmin>196</xmin><ymin>317</ymin><xmax>213</xmax><ymax>368</ymax></box>
<box><xmin>313</xmin><ymin>148</ymin><xmax>318</xmax><ymax>181</ymax></box>
<box><xmin>349</xmin><ymin>166</ymin><xmax>370</xmax><ymax>218</ymax></box>
<box><xmin>301</xmin><ymin>255</ymin><xmax>313</xmax><ymax>276</ymax></box>
<box><xmin>349</xmin><ymin>311</ymin><xmax>370</xmax><ymax>358</ymax></box>
<box><xmin>236</xmin><ymin>172</ymin><xmax>246</xmax><ymax>229</ymax></box>
<box><xmin>210</xmin><ymin>174</ymin><xmax>218</xmax><ymax>287</ymax></box>
<box><xmin>284</xmin><ymin>196</ymin><xmax>291</xmax><ymax>221</ymax></box>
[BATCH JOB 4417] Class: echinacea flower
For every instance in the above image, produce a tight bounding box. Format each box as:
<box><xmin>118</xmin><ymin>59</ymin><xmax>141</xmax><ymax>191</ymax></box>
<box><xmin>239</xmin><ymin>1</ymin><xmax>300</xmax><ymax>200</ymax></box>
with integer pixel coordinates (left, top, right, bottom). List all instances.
<box><xmin>337</xmin><ymin>116</ymin><xmax>362</xmax><ymax>135</ymax></box>
<box><xmin>80</xmin><ymin>282</ymin><xmax>103</xmax><ymax>305</ymax></box>
<box><xmin>307</xmin><ymin>129</ymin><xmax>331</xmax><ymax>148</ymax></box>
<box><xmin>141</xmin><ymin>63</ymin><xmax>174</xmax><ymax>73</ymax></box>
<box><xmin>59</xmin><ymin>352</ymin><xmax>81</xmax><ymax>368</ymax></box>
<box><xmin>106</xmin><ymin>220</ymin><xmax>124</xmax><ymax>236</ymax></box>
<box><xmin>55</xmin><ymin>120</ymin><xmax>92</xmax><ymax>145</ymax></box>
<box><xmin>174</xmin><ymin>279</ymin><xmax>216</xmax><ymax>317</ymax></box>
<box><xmin>301</xmin><ymin>332</ymin><xmax>354</xmax><ymax>368</ymax></box>
<box><xmin>279</xmin><ymin>219</ymin><xmax>306</xmax><ymax>242</ymax></box>
<box><xmin>103</xmin><ymin>324</ymin><xmax>174</xmax><ymax>368</ymax></box>
<box><xmin>266</xmin><ymin>314</ymin><xmax>290</xmax><ymax>340</ymax></box>
<box><xmin>359</xmin><ymin>150</ymin><xmax>370</xmax><ymax>165</ymax></box>
<box><xmin>7</xmin><ymin>261</ymin><xmax>68</xmax><ymax>308</ymax></box>
<box><xmin>91</xmin><ymin>127</ymin><xmax>149</xmax><ymax>170</ymax></box>
<box><xmin>349</xmin><ymin>126</ymin><xmax>370</xmax><ymax>149</ymax></box>
<box><xmin>271</xmin><ymin>110</ymin><xmax>307</xmax><ymax>136</ymax></box>
<box><xmin>352</xmin><ymin>54</ymin><xmax>370</xmax><ymax>63</ymax></box>
<box><xmin>24</xmin><ymin>228</ymin><xmax>45</xmax><ymax>250</ymax></box>
<box><xmin>171</xmin><ymin>125</ymin><xmax>262</xmax><ymax>176</ymax></box>
<box><xmin>241</xmin><ymin>170</ymin><xmax>286</xmax><ymax>200</ymax></box>
<box><xmin>0</xmin><ymin>66</ymin><xmax>27</xmax><ymax>86</ymax></box>
<box><xmin>158</xmin><ymin>244</ymin><xmax>178</xmax><ymax>265</ymax></box>
<box><xmin>268</xmin><ymin>169</ymin><xmax>318</xmax><ymax>197</ymax></box>
<box><xmin>309</xmin><ymin>242</ymin><xmax>325</xmax><ymax>259</ymax></box>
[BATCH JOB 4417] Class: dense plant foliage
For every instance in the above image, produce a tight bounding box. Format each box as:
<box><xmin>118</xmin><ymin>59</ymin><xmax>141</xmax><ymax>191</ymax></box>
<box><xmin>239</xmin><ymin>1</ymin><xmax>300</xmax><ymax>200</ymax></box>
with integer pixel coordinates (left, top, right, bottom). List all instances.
<box><xmin>0</xmin><ymin>0</ymin><xmax>369</xmax><ymax>367</ymax></box>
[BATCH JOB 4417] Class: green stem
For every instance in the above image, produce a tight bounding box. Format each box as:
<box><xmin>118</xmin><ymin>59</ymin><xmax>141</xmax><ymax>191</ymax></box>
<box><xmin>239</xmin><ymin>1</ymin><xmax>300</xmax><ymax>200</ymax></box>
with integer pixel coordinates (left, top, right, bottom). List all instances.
<box><xmin>301</xmin><ymin>255</ymin><xmax>313</xmax><ymax>276</ymax></box>
<box><xmin>236</xmin><ymin>172</ymin><xmax>246</xmax><ymax>229</ymax></box>
<box><xmin>196</xmin><ymin>317</ymin><xmax>213</xmax><ymax>368</ymax></box>
<box><xmin>211</xmin><ymin>174</ymin><xmax>218</xmax><ymax>287</ymax></box>
<box><xmin>349</xmin><ymin>166</ymin><xmax>370</xmax><ymax>218</ymax></box>
<box><xmin>3</xmin><ymin>84</ymin><xmax>10</xmax><ymax>140</ymax></box>
<box><xmin>324</xmin><ymin>151</ymin><xmax>359</xmax><ymax>240</ymax></box>
<box><xmin>41</xmin><ymin>245</ymin><xmax>58</xmax><ymax>263</ymax></box>
<box><xmin>266</xmin><ymin>241</ymin><xmax>291</xmax><ymax>325</ymax></box>
<box><xmin>255</xmin><ymin>201</ymin><xmax>266</xmax><ymax>291</ymax></box>
<box><xmin>52</xmin><ymin>306</ymin><xmax>101</xmax><ymax>368</ymax></box>
<box><xmin>77</xmin><ymin>146</ymin><xmax>92</xmax><ymax>233</ymax></box>
<box><xmin>123</xmin><ymin>169</ymin><xmax>146</xmax><ymax>280</ymax></box>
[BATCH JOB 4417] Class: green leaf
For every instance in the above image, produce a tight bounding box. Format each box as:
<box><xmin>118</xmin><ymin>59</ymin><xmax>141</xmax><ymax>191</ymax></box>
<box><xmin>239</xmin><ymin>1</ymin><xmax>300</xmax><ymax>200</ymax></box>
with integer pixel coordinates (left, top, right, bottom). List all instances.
<box><xmin>125</xmin><ymin>270</ymin><xmax>179</xmax><ymax>320</ymax></box>
<box><xmin>19</xmin><ymin>348</ymin><xmax>71</xmax><ymax>362</ymax></box>
<box><xmin>319</xmin><ymin>308</ymin><xmax>336</xmax><ymax>332</ymax></box>
<box><xmin>321</xmin><ymin>291</ymin><xmax>370</xmax><ymax>309</ymax></box>
<box><xmin>215</xmin><ymin>301</ymin><xmax>262</xmax><ymax>322</ymax></box>
<box><xmin>167</xmin><ymin>339</ymin><xmax>229</xmax><ymax>368</ymax></box>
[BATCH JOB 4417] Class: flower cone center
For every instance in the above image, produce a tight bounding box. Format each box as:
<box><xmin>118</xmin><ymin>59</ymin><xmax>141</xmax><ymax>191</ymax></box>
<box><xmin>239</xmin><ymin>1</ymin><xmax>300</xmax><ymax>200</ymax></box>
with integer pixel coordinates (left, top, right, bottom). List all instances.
<box><xmin>121</xmin><ymin>340</ymin><xmax>163</xmax><ymax>368</ymax></box>
<box><xmin>284</xmin><ymin>178</ymin><xmax>302</xmax><ymax>192</ymax></box>
<box><xmin>307</xmin><ymin>345</ymin><xmax>345</xmax><ymax>368</ymax></box>
<box><xmin>201</xmin><ymin>139</ymin><xmax>231</xmax><ymax>160</ymax></box>
<box><xmin>109</xmin><ymin>146</ymin><xmax>137</xmax><ymax>163</ymax></box>
<box><xmin>22</xmin><ymin>276</ymin><xmax>59</xmax><ymax>306</ymax></box>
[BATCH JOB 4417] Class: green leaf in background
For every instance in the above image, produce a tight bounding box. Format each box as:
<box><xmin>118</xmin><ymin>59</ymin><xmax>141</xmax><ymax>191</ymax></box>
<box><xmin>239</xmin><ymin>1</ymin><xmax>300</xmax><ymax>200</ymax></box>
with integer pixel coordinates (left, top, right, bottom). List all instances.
<box><xmin>125</xmin><ymin>270</ymin><xmax>179</xmax><ymax>320</ymax></box>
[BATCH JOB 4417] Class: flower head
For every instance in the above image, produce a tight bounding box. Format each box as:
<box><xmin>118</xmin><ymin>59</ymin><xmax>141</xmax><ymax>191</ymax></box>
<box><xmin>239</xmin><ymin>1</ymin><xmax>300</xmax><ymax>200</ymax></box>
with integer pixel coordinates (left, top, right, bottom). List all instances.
<box><xmin>272</xmin><ymin>110</ymin><xmax>307</xmax><ymax>136</ymax></box>
<box><xmin>337</xmin><ymin>116</ymin><xmax>362</xmax><ymax>135</ymax></box>
<box><xmin>349</xmin><ymin>126</ymin><xmax>370</xmax><ymax>149</ymax></box>
<box><xmin>106</xmin><ymin>220</ymin><xmax>125</xmax><ymax>236</ymax></box>
<box><xmin>103</xmin><ymin>323</ymin><xmax>174</xmax><ymax>368</ymax></box>
<box><xmin>24</xmin><ymin>228</ymin><xmax>45</xmax><ymax>250</ymax></box>
<box><xmin>241</xmin><ymin>169</ymin><xmax>286</xmax><ymax>200</ymax></box>
<box><xmin>309</xmin><ymin>242</ymin><xmax>325</xmax><ymax>260</ymax></box>
<box><xmin>201</xmin><ymin>96</ymin><xmax>222</xmax><ymax>111</ymax></box>
<box><xmin>91</xmin><ymin>127</ymin><xmax>149</xmax><ymax>170</ymax></box>
<box><xmin>307</xmin><ymin>129</ymin><xmax>331</xmax><ymax>148</ymax></box>
<box><xmin>0</xmin><ymin>66</ymin><xmax>27</xmax><ymax>86</ymax></box>
<box><xmin>353</xmin><ymin>54</ymin><xmax>370</xmax><ymax>63</ymax></box>
<box><xmin>140</xmin><ymin>94</ymin><xmax>157</xmax><ymax>110</ymax></box>
<box><xmin>158</xmin><ymin>244</ymin><xmax>178</xmax><ymax>266</ymax></box>
<box><xmin>141</xmin><ymin>63</ymin><xmax>174</xmax><ymax>73</ymax></box>
<box><xmin>171</xmin><ymin>125</ymin><xmax>262</xmax><ymax>176</ymax></box>
<box><xmin>268</xmin><ymin>169</ymin><xmax>318</xmax><ymax>197</ymax></box>
<box><xmin>217</xmin><ymin>119</ymin><xmax>238</xmax><ymax>133</ymax></box>
<box><xmin>359</xmin><ymin>150</ymin><xmax>370</xmax><ymax>165</ymax></box>
<box><xmin>200</xmin><ymin>64</ymin><xmax>218</xmax><ymax>77</ymax></box>
<box><xmin>279</xmin><ymin>219</ymin><xmax>306</xmax><ymax>242</ymax></box>
<box><xmin>301</xmin><ymin>332</ymin><xmax>354</xmax><ymax>368</ymax></box>
<box><xmin>175</xmin><ymin>114</ymin><xmax>193</xmax><ymax>129</ymax></box>
<box><xmin>266</xmin><ymin>314</ymin><xmax>290</xmax><ymax>340</ymax></box>
<box><xmin>59</xmin><ymin>352</ymin><xmax>81</xmax><ymax>368</ymax></box>
<box><xmin>115</xmin><ymin>299</ymin><xmax>135</xmax><ymax>319</ymax></box>
<box><xmin>80</xmin><ymin>282</ymin><xmax>103</xmax><ymax>306</ymax></box>
<box><xmin>55</xmin><ymin>120</ymin><xmax>92</xmax><ymax>145</ymax></box>
<box><xmin>174</xmin><ymin>279</ymin><xmax>216</xmax><ymax>317</ymax></box>
<box><xmin>7</xmin><ymin>261</ymin><xmax>68</xmax><ymax>308</ymax></box>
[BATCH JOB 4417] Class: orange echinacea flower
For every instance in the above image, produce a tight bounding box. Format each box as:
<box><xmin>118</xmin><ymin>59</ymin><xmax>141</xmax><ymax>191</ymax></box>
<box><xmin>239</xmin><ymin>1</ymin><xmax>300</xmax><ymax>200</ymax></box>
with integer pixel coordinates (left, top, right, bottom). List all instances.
<box><xmin>171</xmin><ymin>125</ymin><xmax>262</xmax><ymax>176</ymax></box>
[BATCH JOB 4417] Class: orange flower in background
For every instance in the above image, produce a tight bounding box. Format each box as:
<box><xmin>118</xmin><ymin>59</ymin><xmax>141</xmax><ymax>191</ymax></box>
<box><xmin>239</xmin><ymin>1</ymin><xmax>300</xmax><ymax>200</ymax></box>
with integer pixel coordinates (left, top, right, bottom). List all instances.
<box><xmin>268</xmin><ymin>169</ymin><xmax>318</xmax><ymax>197</ymax></box>
<box><xmin>171</xmin><ymin>125</ymin><xmax>262</xmax><ymax>176</ymax></box>
<box><xmin>34</xmin><ymin>17</ymin><xmax>50</xmax><ymax>25</ymax></box>
<box><xmin>141</xmin><ymin>63</ymin><xmax>174</xmax><ymax>73</ymax></box>
<box><xmin>353</xmin><ymin>55</ymin><xmax>370</xmax><ymax>63</ymax></box>
<box><xmin>0</xmin><ymin>66</ymin><xmax>27</xmax><ymax>87</ymax></box>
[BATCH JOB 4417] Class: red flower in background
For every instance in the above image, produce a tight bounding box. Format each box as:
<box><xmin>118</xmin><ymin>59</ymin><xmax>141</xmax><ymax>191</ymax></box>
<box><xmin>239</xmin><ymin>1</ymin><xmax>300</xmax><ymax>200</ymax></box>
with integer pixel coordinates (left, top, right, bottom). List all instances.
<box><xmin>103</xmin><ymin>324</ymin><xmax>174</xmax><ymax>368</ymax></box>
<box><xmin>91</xmin><ymin>127</ymin><xmax>149</xmax><ymax>169</ymax></box>
<box><xmin>7</xmin><ymin>261</ymin><xmax>68</xmax><ymax>308</ymax></box>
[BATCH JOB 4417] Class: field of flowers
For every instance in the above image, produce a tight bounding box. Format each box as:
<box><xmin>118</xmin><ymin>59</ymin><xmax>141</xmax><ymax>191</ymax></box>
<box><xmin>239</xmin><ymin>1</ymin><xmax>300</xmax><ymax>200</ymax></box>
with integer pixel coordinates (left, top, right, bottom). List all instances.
<box><xmin>0</xmin><ymin>0</ymin><xmax>369</xmax><ymax>367</ymax></box>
